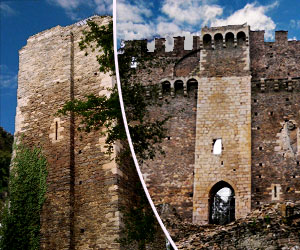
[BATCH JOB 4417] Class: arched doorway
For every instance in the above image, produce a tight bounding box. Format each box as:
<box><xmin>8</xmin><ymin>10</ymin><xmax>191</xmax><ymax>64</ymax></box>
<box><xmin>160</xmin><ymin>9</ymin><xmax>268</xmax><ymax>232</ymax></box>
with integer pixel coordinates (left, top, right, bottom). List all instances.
<box><xmin>209</xmin><ymin>181</ymin><xmax>235</xmax><ymax>225</ymax></box>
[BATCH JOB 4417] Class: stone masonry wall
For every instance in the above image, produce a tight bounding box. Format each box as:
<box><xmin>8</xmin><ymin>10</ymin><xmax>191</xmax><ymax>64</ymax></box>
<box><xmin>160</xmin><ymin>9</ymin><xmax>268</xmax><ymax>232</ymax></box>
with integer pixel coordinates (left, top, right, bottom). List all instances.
<box><xmin>251</xmin><ymin>79</ymin><xmax>300</xmax><ymax>209</ymax></box>
<box><xmin>193</xmin><ymin>25</ymin><xmax>252</xmax><ymax>224</ymax></box>
<box><xmin>15</xmin><ymin>16</ymin><xmax>137</xmax><ymax>250</ymax></box>
<box><xmin>125</xmin><ymin>40</ymin><xmax>200</xmax><ymax>223</ymax></box>
<box><xmin>250</xmin><ymin>30</ymin><xmax>300</xmax><ymax>209</ymax></box>
<box><xmin>16</xmin><ymin>19</ymin><xmax>300</xmax><ymax>250</ymax></box>
<box><xmin>71</xmin><ymin>19</ymin><xmax>123</xmax><ymax>250</ymax></box>
<box><xmin>250</xmin><ymin>30</ymin><xmax>300</xmax><ymax>80</ymax></box>
<box><xmin>143</xmin><ymin>88</ymin><xmax>197</xmax><ymax>223</ymax></box>
<box><xmin>193</xmin><ymin>76</ymin><xmax>252</xmax><ymax>224</ymax></box>
<box><xmin>17</xmin><ymin>24</ymin><xmax>75</xmax><ymax>249</ymax></box>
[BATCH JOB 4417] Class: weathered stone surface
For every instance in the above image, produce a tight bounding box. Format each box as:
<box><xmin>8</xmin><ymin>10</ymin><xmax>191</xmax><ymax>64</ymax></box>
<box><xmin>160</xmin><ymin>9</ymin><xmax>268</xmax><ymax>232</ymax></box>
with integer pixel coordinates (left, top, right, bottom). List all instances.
<box><xmin>174</xmin><ymin>203</ymin><xmax>300</xmax><ymax>249</ymax></box>
<box><xmin>16</xmin><ymin>17</ymin><xmax>300</xmax><ymax>249</ymax></box>
<box><xmin>16</xmin><ymin>16</ymin><xmax>148</xmax><ymax>250</ymax></box>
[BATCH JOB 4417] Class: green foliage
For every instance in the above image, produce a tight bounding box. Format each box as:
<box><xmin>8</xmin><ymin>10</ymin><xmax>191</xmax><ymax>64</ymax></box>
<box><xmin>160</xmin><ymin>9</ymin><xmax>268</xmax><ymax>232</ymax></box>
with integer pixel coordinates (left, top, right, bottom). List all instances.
<box><xmin>0</xmin><ymin>127</ymin><xmax>13</xmax><ymax>193</ymax></box>
<box><xmin>59</xmin><ymin>18</ymin><xmax>168</xmax><ymax>248</ymax></box>
<box><xmin>59</xmin><ymin>19</ymin><xmax>168</xmax><ymax>162</ymax></box>
<box><xmin>118</xmin><ymin>182</ymin><xmax>157</xmax><ymax>250</ymax></box>
<box><xmin>264</xmin><ymin>215</ymin><xmax>271</xmax><ymax>224</ymax></box>
<box><xmin>79</xmin><ymin>20</ymin><xmax>114</xmax><ymax>74</ymax></box>
<box><xmin>0</xmin><ymin>143</ymin><xmax>48</xmax><ymax>250</ymax></box>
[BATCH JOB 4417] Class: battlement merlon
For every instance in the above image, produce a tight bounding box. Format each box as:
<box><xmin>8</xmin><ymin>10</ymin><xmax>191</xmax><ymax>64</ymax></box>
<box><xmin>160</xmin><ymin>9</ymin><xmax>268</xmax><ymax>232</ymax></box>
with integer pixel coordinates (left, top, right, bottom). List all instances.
<box><xmin>124</xmin><ymin>25</ymin><xmax>300</xmax><ymax>55</ymax></box>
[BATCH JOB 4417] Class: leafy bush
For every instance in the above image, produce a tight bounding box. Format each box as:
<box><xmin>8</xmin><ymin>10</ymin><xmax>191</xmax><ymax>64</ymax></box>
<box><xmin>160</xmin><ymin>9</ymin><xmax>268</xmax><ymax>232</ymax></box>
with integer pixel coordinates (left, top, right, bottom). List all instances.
<box><xmin>0</xmin><ymin>143</ymin><xmax>47</xmax><ymax>250</ymax></box>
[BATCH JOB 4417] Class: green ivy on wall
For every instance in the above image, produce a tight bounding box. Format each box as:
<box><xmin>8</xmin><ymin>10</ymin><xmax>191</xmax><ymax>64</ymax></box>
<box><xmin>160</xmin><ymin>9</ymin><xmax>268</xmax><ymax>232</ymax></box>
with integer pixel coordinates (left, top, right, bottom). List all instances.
<box><xmin>0</xmin><ymin>143</ymin><xmax>47</xmax><ymax>250</ymax></box>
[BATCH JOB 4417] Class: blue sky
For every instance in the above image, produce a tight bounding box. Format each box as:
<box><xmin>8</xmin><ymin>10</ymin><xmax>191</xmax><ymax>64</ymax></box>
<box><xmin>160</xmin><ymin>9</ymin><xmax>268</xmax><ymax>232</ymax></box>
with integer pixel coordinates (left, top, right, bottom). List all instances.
<box><xmin>1</xmin><ymin>0</ymin><xmax>300</xmax><ymax>134</ymax></box>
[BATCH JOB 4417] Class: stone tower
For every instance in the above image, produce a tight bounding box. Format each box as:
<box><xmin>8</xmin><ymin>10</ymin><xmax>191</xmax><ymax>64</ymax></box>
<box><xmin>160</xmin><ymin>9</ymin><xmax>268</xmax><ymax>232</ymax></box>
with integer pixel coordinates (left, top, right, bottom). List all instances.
<box><xmin>192</xmin><ymin>25</ymin><xmax>251</xmax><ymax>224</ymax></box>
<box><xmin>15</xmin><ymin>16</ymin><xmax>142</xmax><ymax>250</ymax></box>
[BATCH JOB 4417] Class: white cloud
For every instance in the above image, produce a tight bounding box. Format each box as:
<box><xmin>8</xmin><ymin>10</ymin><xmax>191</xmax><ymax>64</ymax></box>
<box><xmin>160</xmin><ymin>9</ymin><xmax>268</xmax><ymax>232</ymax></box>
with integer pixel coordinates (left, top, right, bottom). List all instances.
<box><xmin>0</xmin><ymin>3</ymin><xmax>16</xmax><ymax>16</ymax></box>
<box><xmin>156</xmin><ymin>22</ymin><xmax>182</xmax><ymax>37</ymax></box>
<box><xmin>0</xmin><ymin>65</ymin><xmax>18</xmax><ymax>89</ymax></box>
<box><xmin>116</xmin><ymin>0</ymin><xmax>156</xmax><ymax>40</ymax></box>
<box><xmin>94</xmin><ymin>0</ymin><xmax>112</xmax><ymax>14</ymax></box>
<box><xmin>49</xmin><ymin>0</ymin><xmax>82</xmax><ymax>10</ymax></box>
<box><xmin>212</xmin><ymin>2</ymin><xmax>278</xmax><ymax>39</ymax></box>
<box><xmin>117</xmin><ymin>2</ymin><xmax>151</xmax><ymax>22</ymax></box>
<box><xmin>48</xmin><ymin>0</ymin><xmax>112</xmax><ymax>20</ymax></box>
<box><xmin>290</xmin><ymin>19</ymin><xmax>300</xmax><ymax>29</ymax></box>
<box><xmin>117</xmin><ymin>21</ymin><xmax>156</xmax><ymax>40</ymax></box>
<box><xmin>161</xmin><ymin>0</ymin><xmax>223</xmax><ymax>26</ymax></box>
<box><xmin>116</xmin><ymin>0</ymin><xmax>197</xmax><ymax>43</ymax></box>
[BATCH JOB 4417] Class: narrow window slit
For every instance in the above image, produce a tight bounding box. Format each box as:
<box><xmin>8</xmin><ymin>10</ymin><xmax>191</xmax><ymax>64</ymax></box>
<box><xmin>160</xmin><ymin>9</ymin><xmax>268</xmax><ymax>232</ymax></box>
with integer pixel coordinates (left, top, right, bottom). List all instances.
<box><xmin>274</xmin><ymin>186</ymin><xmax>277</xmax><ymax>198</ymax></box>
<box><xmin>55</xmin><ymin>121</ymin><xmax>58</xmax><ymax>140</ymax></box>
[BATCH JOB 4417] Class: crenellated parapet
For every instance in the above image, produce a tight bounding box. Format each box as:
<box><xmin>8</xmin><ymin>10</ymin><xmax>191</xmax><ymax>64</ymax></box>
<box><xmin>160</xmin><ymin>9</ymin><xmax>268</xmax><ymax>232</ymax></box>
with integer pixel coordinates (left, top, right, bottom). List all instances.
<box><xmin>250</xmin><ymin>30</ymin><xmax>300</xmax><ymax>80</ymax></box>
<box><xmin>124</xmin><ymin>36</ymin><xmax>201</xmax><ymax>57</ymax></box>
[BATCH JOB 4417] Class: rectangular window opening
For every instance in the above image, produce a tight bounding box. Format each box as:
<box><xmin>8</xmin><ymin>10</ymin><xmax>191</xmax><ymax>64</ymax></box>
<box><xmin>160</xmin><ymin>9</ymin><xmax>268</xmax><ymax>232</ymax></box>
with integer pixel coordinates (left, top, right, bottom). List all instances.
<box><xmin>274</xmin><ymin>185</ymin><xmax>277</xmax><ymax>198</ymax></box>
<box><xmin>213</xmin><ymin>139</ymin><xmax>222</xmax><ymax>155</ymax></box>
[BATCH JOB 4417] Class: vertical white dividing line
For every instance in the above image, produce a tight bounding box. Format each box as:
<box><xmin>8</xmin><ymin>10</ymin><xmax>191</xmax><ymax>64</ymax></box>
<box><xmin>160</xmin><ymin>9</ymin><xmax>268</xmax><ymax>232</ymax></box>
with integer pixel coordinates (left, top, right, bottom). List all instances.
<box><xmin>112</xmin><ymin>1</ymin><xmax>178</xmax><ymax>249</ymax></box>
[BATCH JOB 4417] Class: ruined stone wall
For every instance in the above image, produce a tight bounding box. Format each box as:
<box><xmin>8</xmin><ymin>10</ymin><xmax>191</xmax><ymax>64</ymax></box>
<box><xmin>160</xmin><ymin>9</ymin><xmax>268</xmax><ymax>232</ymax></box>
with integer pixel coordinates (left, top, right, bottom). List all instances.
<box><xmin>249</xmin><ymin>30</ymin><xmax>300</xmax><ymax>209</ymax></box>
<box><xmin>251</xmin><ymin>79</ymin><xmax>300</xmax><ymax>209</ymax></box>
<box><xmin>130</xmin><ymin>25</ymin><xmax>253</xmax><ymax>226</ymax></box>
<box><xmin>16</xmin><ymin>19</ymin><xmax>300</xmax><ymax>250</ymax></box>
<box><xmin>176</xmin><ymin>203</ymin><xmax>300</xmax><ymax>249</ymax></box>
<box><xmin>17</xmin><ymin>24</ymin><xmax>75</xmax><ymax>250</ymax></box>
<box><xmin>124</xmin><ymin>38</ymin><xmax>201</xmax><ymax>223</ymax></box>
<box><xmin>71</xmin><ymin>20</ymin><xmax>123</xmax><ymax>250</ymax></box>
<box><xmin>143</xmin><ymin>89</ymin><xmax>197</xmax><ymax>223</ymax></box>
<box><xmin>16</xmin><ymin>16</ymin><xmax>141</xmax><ymax>250</ymax></box>
<box><xmin>250</xmin><ymin>30</ymin><xmax>300</xmax><ymax>80</ymax></box>
<box><xmin>130</xmin><ymin>24</ymin><xmax>300</xmax><ymax>227</ymax></box>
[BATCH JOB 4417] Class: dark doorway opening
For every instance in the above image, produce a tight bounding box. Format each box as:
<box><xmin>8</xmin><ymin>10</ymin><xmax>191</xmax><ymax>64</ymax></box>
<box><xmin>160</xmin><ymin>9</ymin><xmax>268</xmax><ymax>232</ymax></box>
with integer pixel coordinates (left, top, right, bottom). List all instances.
<box><xmin>209</xmin><ymin>181</ymin><xmax>235</xmax><ymax>225</ymax></box>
